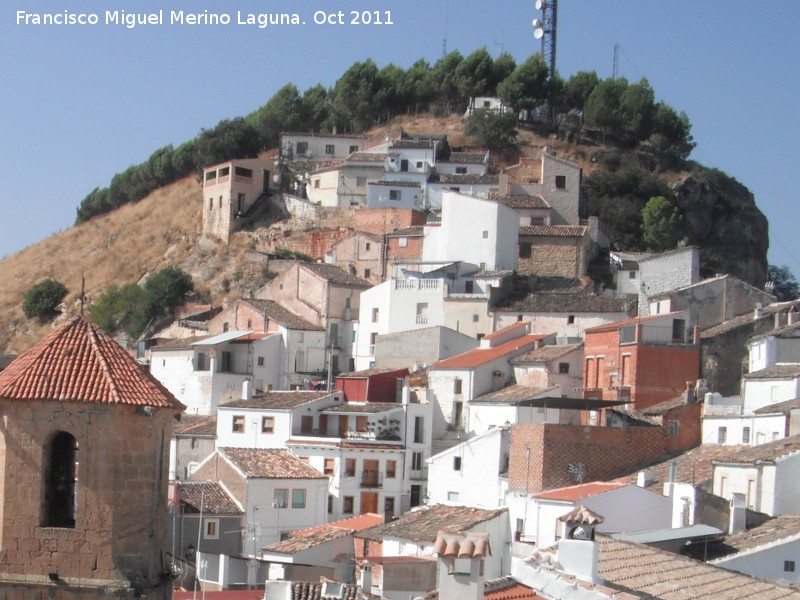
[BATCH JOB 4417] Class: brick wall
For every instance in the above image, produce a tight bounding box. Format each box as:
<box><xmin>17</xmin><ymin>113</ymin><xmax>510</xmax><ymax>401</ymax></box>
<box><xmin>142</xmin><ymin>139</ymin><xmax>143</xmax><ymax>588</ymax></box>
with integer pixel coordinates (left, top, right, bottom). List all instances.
<box><xmin>518</xmin><ymin>236</ymin><xmax>585</xmax><ymax>278</ymax></box>
<box><xmin>508</xmin><ymin>423</ymin><xmax>671</xmax><ymax>493</ymax></box>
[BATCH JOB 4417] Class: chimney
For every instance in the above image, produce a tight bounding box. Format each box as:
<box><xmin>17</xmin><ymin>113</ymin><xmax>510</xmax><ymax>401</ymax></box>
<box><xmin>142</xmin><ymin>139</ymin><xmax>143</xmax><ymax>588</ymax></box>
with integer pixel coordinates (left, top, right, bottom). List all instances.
<box><xmin>789</xmin><ymin>307</ymin><xmax>797</xmax><ymax>325</ymax></box>
<box><xmin>684</xmin><ymin>381</ymin><xmax>695</xmax><ymax>403</ymax></box>
<box><xmin>636</xmin><ymin>470</ymin><xmax>654</xmax><ymax>488</ymax></box>
<box><xmin>358</xmin><ymin>563</ymin><xmax>372</xmax><ymax>593</ymax></box>
<box><xmin>754</xmin><ymin>304</ymin><xmax>763</xmax><ymax>321</ymax></box>
<box><xmin>556</xmin><ymin>506</ymin><xmax>604</xmax><ymax>584</ymax></box>
<box><xmin>729</xmin><ymin>492</ymin><xmax>747</xmax><ymax>534</ymax></box>
<box><xmin>242</xmin><ymin>380</ymin><xmax>253</xmax><ymax>401</ymax></box>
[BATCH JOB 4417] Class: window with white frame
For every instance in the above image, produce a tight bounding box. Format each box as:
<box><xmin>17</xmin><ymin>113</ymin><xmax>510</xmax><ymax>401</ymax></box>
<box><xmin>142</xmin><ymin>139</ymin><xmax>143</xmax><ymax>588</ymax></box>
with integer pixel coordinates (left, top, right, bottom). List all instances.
<box><xmin>204</xmin><ymin>518</ymin><xmax>220</xmax><ymax>539</ymax></box>
<box><xmin>261</xmin><ymin>416</ymin><xmax>274</xmax><ymax>434</ymax></box>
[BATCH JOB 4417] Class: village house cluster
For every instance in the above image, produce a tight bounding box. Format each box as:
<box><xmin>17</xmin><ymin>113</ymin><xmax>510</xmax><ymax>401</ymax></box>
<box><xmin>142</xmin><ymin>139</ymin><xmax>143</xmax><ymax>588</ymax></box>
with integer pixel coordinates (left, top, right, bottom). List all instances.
<box><xmin>3</xmin><ymin>125</ymin><xmax>800</xmax><ymax>599</ymax></box>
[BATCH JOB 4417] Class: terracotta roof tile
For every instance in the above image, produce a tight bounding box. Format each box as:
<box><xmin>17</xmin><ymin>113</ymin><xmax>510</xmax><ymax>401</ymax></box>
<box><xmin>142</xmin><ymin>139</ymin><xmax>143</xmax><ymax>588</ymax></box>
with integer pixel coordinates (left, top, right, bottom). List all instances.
<box><xmin>712</xmin><ymin>433</ymin><xmax>800</xmax><ymax>465</ymax></box>
<box><xmin>346</xmin><ymin>152</ymin><xmax>387</xmax><ymax>162</ymax></box>
<box><xmin>322</xmin><ymin>402</ymin><xmax>403</xmax><ymax>414</ymax></box>
<box><xmin>432</xmin><ymin>334</ymin><xmax>547</xmax><ymax>369</ymax></box>
<box><xmin>220</xmin><ymin>448</ymin><xmax>327</xmax><ymax>479</ymax></box>
<box><xmin>743</xmin><ymin>364</ymin><xmax>800</xmax><ymax>380</ymax></box>
<box><xmin>176</xmin><ymin>481</ymin><xmax>242</xmax><ymax>514</ymax></box>
<box><xmin>470</xmin><ymin>384</ymin><xmax>559</xmax><ymax>405</ymax></box>
<box><xmin>443</xmin><ymin>152</ymin><xmax>487</xmax><ymax>164</ymax></box>
<box><xmin>221</xmin><ymin>391</ymin><xmax>333</xmax><ymax>410</ymax></box>
<box><xmin>430</xmin><ymin>173</ymin><xmax>500</xmax><ymax>185</ymax></box>
<box><xmin>488</xmin><ymin>192</ymin><xmax>550</xmax><ymax>209</ymax></box>
<box><xmin>390</xmin><ymin>140</ymin><xmax>435</xmax><ymax>149</ymax></box>
<box><xmin>356</xmin><ymin>504</ymin><xmax>506</xmax><ymax>543</ymax></box>
<box><xmin>301</xmin><ymin>263</ymin><xmax>371</xmax><ymax>287</ymax></box>
<box><xmin>174</xmin><ymin>414</ymin><xmax>217</xmax><ymax>436</ymax></box>
<box><xmin>336</xmin><ymin>367</ymin><xmax>408</xmax><ymax>378</ymax></box>
<box><xmin>263</xmin><ymin>525</ymin><xmax>352</xmax><ymax>554</ymax></box>
<box><xmin>512</xmin><ymin>343</ymin><xmax>583</xmax><ymax>364</ymax></box>
<box><xmin>0</xmin><ymin>316</ymin><xmax>184</xmax><ymax>409</ymax></box>
<box><xmin>241</xmin><ymin>299</ymin><xmax>323</xmax><ymax>331</ymax></box>
<box><xmin>495</xmin><ymin>291</ymin><xmax>630</xmax><ymax>314</ymax></box>
<box><xmin>293</xmin><ymin>513</ymin><xmax>384</xmax><ymax>537</ymax></box>
<box><xmin>534</xmin><ymin>481</ymin><xmax>628</xmax><ymax>502</ymax></box>
<box><xmin>716</xmin><ymin>514</ymin><xmax>800</xmax><ymax>556</ymax></box>
<box><xmin>372</xmin><ymin>180</ymin><xmax>422</xmax><ymax>188</ymax></box>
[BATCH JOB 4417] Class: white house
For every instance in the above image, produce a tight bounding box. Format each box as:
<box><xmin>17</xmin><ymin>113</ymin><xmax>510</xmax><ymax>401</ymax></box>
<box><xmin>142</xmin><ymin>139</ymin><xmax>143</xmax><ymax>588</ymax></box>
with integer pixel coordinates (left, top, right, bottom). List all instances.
<box><xmin>712</xmin><ymin>435</ymin><xmax>800</xmax><ymax>515</ymax></box>
<box><xmin>636</xmin><ymin>246</ymin><xmax>701</xmax><ymax>317</ymax></box>
<box><xmin>425</xmin><ymin>174</ymin><xmax>500</xmax><ymax>209</ymax></box>
<box><xmin>150</xmin><ymin>332</ymin><xmax>283</xmax><ymax>415</ymax></box>
<box><xmin>281</xmin><ymin>132</ymin><xmax>367</xmax><ymax>161</ymax></box>
<box><xmin>426</xmin><ymin>426</ymin><xmax>510</xmax><ymax>509</ymax></box>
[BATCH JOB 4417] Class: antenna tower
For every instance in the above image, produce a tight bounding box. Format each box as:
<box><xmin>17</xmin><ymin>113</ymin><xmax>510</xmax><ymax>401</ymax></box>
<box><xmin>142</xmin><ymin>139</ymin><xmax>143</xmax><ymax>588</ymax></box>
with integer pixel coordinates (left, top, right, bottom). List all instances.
<box><xmin>532</xmin><ymin>0</ymin><xmax>557</xmax><ymax>80</ymax></box>
<box><xmin>612</xmin><ymin>44</ymin><xmax>620</xmax><ymax>79</ymax></box>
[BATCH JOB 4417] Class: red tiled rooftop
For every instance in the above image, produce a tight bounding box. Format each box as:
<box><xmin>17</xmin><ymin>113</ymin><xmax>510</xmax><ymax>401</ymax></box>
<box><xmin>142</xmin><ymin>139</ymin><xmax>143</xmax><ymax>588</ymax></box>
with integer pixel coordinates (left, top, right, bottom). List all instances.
<box><xmin>432</xmin><ymin>334</ymin><xmax>548</xmax><ymax>369</ymax></box>
<box><xmin>293</xmin><ymin>513</ymin><xmax>384</xmax><ymax>537</ymax></box>
<box><xmin>220</xmin><ymin>448</ymin><xmax>327</xmax><ymax>479</ymax></box>
<box><xmin>534</xmin><ymin>481</ymin><xmax>627</xmax><ymax>502</ymax></box>
<box><xmin>0</xmin><ymin>316</ymin><xmax>184</xmax><ymax>409</ymax></box>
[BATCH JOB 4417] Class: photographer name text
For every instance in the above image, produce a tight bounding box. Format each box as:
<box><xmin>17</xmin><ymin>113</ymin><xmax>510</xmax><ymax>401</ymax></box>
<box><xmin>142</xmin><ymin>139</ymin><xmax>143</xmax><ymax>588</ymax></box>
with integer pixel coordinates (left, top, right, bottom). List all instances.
<box><xmin>16</xmin><ymin>9</ymin><xmax>395</xmax><ymax>29</ymax></box>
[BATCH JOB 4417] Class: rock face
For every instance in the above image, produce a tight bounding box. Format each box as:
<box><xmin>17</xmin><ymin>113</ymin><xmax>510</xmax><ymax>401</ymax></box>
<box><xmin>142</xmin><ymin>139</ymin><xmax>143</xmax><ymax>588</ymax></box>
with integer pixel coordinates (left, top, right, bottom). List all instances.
<box><xmin>671</xmin><ymin>168</ymin><xmax>769</xmax><ymax>287</ymax></box>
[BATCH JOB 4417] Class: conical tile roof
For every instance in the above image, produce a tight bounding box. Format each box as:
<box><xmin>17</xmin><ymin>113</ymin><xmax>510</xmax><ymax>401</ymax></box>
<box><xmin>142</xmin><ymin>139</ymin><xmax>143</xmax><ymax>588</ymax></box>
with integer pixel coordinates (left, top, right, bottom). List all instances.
<box><xmin>0</xmin><ymin>316</ymin><xmax>184</xmax><ymax>409</ymax></box>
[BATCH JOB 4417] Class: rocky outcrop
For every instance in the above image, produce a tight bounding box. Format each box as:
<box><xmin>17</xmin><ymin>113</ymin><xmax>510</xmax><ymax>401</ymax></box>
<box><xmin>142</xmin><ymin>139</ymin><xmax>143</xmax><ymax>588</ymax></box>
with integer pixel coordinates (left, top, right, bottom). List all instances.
<box><xmin>671</xmin><ymin>167</ymin><xmax>769</xmax><ymax>287</ymax></box>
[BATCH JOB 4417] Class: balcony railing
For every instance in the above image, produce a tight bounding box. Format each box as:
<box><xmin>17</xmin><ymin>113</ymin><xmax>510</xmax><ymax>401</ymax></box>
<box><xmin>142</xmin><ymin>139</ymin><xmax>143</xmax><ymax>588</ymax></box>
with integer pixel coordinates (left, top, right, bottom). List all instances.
<box><xmin>360</xmin><ymin>472</ymin><xmax>383</xmax><ymax>488</ymax></box>
<box><xmin>409</xmin><ymin>468</ymin><xmax>428</xmax><ymax>480</ymax></box>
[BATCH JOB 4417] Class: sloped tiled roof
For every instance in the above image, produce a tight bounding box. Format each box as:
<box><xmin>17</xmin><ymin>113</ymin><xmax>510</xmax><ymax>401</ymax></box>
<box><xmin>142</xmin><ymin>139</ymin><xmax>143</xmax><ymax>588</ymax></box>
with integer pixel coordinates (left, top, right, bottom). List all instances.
<box><xmin>346</xmin><ymin>152</ymin><xmax>387</xmax><ymax>162</ymax></box>
<box><xmin>176</xmin><ymin>481</ymin><xmax>242</xmax><ymax>515</ymax></box>
<box><xmin>443</xmin><ymin>152</ymin><xmax>487</xmax><ymax>164</ymax></box>
<box><xmin>494</xmin><ymin>292</ymin><xmax>629</xmax><ymax>314</ymax></box>
<box><xmin>596</xmin><ymin>535</ymin><xmax>800</xmax><ymax>599</ymax></box>
<box><xmin>429</xmin><ymin>173</ymin><xmax>500</xmax><ymax>185</ymax></box>
<box><xmin>470</xmin><ymin>384</ymin><xmax>557</xmax><ymax>405</ymax></box>
<box><xmin>372</xmin><ymin>180</ymin><xmax>422</xmax><ymax>188</ymax></box>
<box><xmin>301</xmin><ymin>263</ymin><xmax>371</xmax><ymax>287</ymax></box>
<box><xmin>221</xmin><ymin>391</ymin><xmax>332</xmax><ymax>410</ymax></box>
<box><xmin>293</xmin><ymin>513</ymin><xmax>384</xmax><ymax>537</ymax></box>
<box><xmin>512</xmin><ymin>343</ymin><xmax>583</xmax><ymax>364</ymax></box>
<box><xmin>712</xmin><ymin>434</ymin><xmax>800</xmax><ymax>465</ymax></box>
<box><xmin>390</xmin><ymin>140</ymin><xmax>435</xmax><ymax>149</ymax></box>
<box><xmin>483</xmin><ymin>577</ymin><xmax>542</xmax><ymax>600</ymax></box>
<box><xmin>754</xmin><ymin>397</ymin><xmax>800</xmax><ymax>414</ymax></box>
<box><xmin>519</xmin><ymin>225</ymin><xmax>587</xmax><ymax>237</ymax></box>
<box><xmin>356</xmin><ymin>504</ymin><xmax>506</xmax><ymax>543</ymax></box>
<box><xmin>287</xmin><ymin>582</ymin><xmax>360</xmax><ymax>600</ymax></box>
<box><xmin>220</xmin><ymin>448</ymin><xmax>326</xmax><ymax>479</ymax></box>
<box><xmin>263</xmin><ymin>525</ymin><xmax>352</xmax><ymax>554</ymax></box>
<box><xmin>385</xmin><ymin>226</ymin><xmax>424</xmax><ymax>238</ymax></box>
<box><xmin>716</xmin><ymin>514</ymin><xmax>800</xmax><ymax>557</ymax></box>
<box><xmin>336</xmin><ymin>367</ymin><xmax>407</xmax><ymax>378</ymax></box>
<box><xmin>322</xmin><ymin>402</ymin><xmax>402</xmax><ymax>414</ymax></box>
<box><xmin>0</xmin><ymin>316</ymin><xmax>184</xmax><ymax>409</ymax></box>
<box><xmin>242</xmin><ymin>299</ymin><xmax>323</xmax><ymax>331</ymax></box>
<box><xmin>174</xmin><ymin>414</ymin><xmax>217</xmax><ymax>436</ymax></box>
<box><xmin>743</xmin><ymin>364</ymin><xmax>800</xmax><ymax>380</ymax></box>
<box><xmin>534</xmin><ymin>481</ymin><xmax>628</xmax><ymax>502</ymax></box>
<box><xmin>488</xmin><ymin>192</ymin><xmax>550</xmax><ymax>209</ymax></box>
<box><xmin>640</xmin><ymin>395</ymin><xmax>692</xmax><ymax>415</ymax></box>
<box><xmin>432</xmin><ymin>334</ymin><xmax>548</xmax><ymax>369</ymax></box>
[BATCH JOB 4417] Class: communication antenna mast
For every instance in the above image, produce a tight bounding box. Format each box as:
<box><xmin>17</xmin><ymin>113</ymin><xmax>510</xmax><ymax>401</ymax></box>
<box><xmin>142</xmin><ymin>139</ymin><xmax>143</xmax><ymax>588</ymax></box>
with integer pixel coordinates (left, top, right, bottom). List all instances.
<box><xmin>442</xmin><ymin>0</ymin><xmax>449</xmax><ymax>57</ymax></box>
<box><xmin>532</xmin><ymin>0</ymin><xmax>557</xmax><ymax>80</ymax></box>
<box><xmin>612</xmin><ymin>44</ymin><xmax>620</xmax><ymax>79</ymax></box>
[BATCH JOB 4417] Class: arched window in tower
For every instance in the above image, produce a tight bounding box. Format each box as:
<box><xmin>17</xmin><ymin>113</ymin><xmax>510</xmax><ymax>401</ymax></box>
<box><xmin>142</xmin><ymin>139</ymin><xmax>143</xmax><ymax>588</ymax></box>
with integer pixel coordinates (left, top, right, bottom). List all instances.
<box><xmin>44</xmin><ymin>431</ymin><xmax>79</xmax><ymax>528</ymax></box>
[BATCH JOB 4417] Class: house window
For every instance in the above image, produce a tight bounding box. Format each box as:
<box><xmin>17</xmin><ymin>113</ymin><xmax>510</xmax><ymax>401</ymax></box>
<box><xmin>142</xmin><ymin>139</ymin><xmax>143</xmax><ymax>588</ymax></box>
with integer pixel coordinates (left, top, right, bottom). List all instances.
<box><xmin>447</xmin><ymin>492</ymin><xmax>460</xmax><ymax>502</ymax></box>
<box><xmin>472</xmin><ymin>313</ymin><xmax>480</xmax><ymax>323</ymax></box>
<box><xmin>356</xmin><ymin>176</ymin><xmax>367</xmax><ymax>187</ymax></box>
<box><xmin>208</xmin><ymin>198</ymin><xmax>213</xmax><ymax>210</ymax></box>
<box><xmin>567</xmin><ymin>315</ymin><xmax>575</xmax><ymax>324</ymax></box>
<box><xmin>482</xmin><ymin>230</ymin><xmax>489</xmax><ymax>239</ymax></box>
<box><xmin>668</xmin><ymin>421</ymin><xmax>679</xmax><ymax>436</ymax></box>
<box><xmin>223</xmin><ymin>322</ymin><xmax>230</xmax><ymax>333</ymax></box>
<box><xmin>364</xmin><ymin>269</ymin><xmax>371</xmax><ymax>278</ymax></box>
<box><xmin>350</xmin><ymin>145</ymin><xmax>359</xmax><ymax>153</ymax></box>
<box><xmin>389</xmin><ymin>190</ymin><xmax>400</xmax><ymax>200</ymax></box>
<box><xmin>314</xmin><ymin>178</ymin><xmax>320</xmax><ymax>189</ymax></box>
<box><xmin>257</xmin><ymin>356</ymin><xmax>264</xmax><ymax>367</ymax></box>
<box><xmin>785</xmin><ymin>561</ymin><xmax>796</xmax><ymax>572</ymax></box>
<box><xmin>414</xmin><ymin>416</ymin><xmax>424</xmax><ymax>443</ymax></box>
<box><xmin>301</xmin><ymin>415</ymin><xmax>313</xmax><ymax>433</ymax></box>
<box><xmin>204</xmin><ymin>518</ymin><xmax>219</xmax><ymax>540</ymax></box>
<box><xmin>274</xmin><ymin>488</ymin><xmax>288</xmax><ymax>508</ymax></box>
<box><xmin>261</xmin><ymin>416</ymin><xmax>274</xmax><ymax>434</ymax></box>
<box><xmin>718</xmin><ymin>427</ymin><xmax>727</xmax><ymax>444</ymax></box>
<box><xmin>520</xmin><ymin>243</ymin><xmax>532</xmax><ymax>258</ymax></box>
<box><xmin>232</xmin><ymin>415</ymin><xmax>245</xmax><ymax>433</ymax></box>
<box><xmin>296</xmin><ymin>142</ymin><xmax>308</xmax><ymax>155</ymax></box>
<box><xmin>400</xmin><ymin>159</ymin><xmax>409</xmax><ymax>172</ymax></box>
<box><xmin>324</xmin><ymin>458</ymin><xmax>335</xmax><ymax>476</ymax></box>
<box><xmin>399</xmin><ymin>237</ymin><xmax>408</xmax><ymax>248</ymax></box>
<box><xmin>325</xmin><ymin>144</ymin><xmax>335</xmax><ymax>155</ymax></box>
<box><xmin>453</xmin><ymin>456</ymin><xmax>462</xmax><ymax>471</ymax></box>
<box><xmin>629</xmin><ymin>271</ymin><xmax>636</xmax><ymax>279</ymax></box>
<box><xmin>345</xmin><ymin>458</ymin><xmax>356</xmax><ymax>477</ymax></box>
<box><xmin>555</xmin><ymin>175</ymin><xmax>566</xmax><ymax>189</ymax></box>
<box><xmin>743</xmin><ymin>426</ymin><xmax>751</xmax><ymax>444</ymax></box>
<box><xmin>343</xmin><ymin>496</ymin><xmax>354</xmax><ymax>514</ymax></box>
<box><xmin>370</xmin><ymin>307</ymin><xmax>379</xmax><ymax>323</ymax></box>
<box><xmin>416</xmin><ymin>161</ymin><xmax>423</xmax><ymax>169</ymax></box>
<box><xmin>292</xmin><ymin>489</ymin><xmax>306</xmax><ymax>508</ymax></box>
<box><xmin>453</xmin><ymin>378</ymin><xmax>463</xmax><ymax>395</ymax></box>
<box><xmin>44</xmin><ymin>431</ymin><xmax>79</xmax><ymax>528</ymax></box>
<box><xmin>558</xmin><ymin>362</ymin><xmax>570</xmax><ymax>374</ymax></box>
<box><xmin>412</xmin><ymin>452</ymin><xmax>423</xmax><ymax>470</ymax></box>
<box><xmin>531</xmin><ymin>217</ymin><xmax>545</xmax><ymax>226</ymax></box>
<box><xmin>455</xmin><ymin>166</ymin><xmax>467</xmax><ymax>174</ymax></box>
<box><xmin>386</xmin><ymin>460</ymin><xmax>397</xmax><ymax>478</ymax></box>
<box><xmin>328</xmin><ymin>495</ymin><xmax>334</xmax><ymax>513</ymax></box>
<box><xmin>366</xmin><ymin>242</ymin><xmax>371</xmax><ymax>251</ymax></box>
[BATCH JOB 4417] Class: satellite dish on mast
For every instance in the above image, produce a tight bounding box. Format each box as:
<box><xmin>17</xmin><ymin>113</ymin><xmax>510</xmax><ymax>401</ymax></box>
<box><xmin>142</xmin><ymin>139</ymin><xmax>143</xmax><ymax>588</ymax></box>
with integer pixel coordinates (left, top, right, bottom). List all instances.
<box><xmin>532</xmin><ymin>18</ymin><xmax>545</xmax><ymax>39</ymax></box>
<box><xmin>535</xmin><ymin>0</ymin><xmax>547</xmax><ymax>10</ymax></box>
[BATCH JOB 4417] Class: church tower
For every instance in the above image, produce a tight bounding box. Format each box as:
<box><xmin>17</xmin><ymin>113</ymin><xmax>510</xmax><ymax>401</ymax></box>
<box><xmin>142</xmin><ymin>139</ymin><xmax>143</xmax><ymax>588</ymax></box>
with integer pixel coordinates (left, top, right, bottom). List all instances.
<box><xmin>0</xmin><ymin>316</ymin><xmax>185</xmax><ymax>598</ymax></box>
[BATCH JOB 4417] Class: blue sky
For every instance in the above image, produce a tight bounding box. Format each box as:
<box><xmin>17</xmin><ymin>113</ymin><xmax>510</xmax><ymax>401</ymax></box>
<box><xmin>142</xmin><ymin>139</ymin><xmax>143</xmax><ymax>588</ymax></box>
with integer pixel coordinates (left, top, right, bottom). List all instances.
<box><xmin>2</xmin><ymin>0</ymin><xmax>799</xmax><ymax>277</ymax></box>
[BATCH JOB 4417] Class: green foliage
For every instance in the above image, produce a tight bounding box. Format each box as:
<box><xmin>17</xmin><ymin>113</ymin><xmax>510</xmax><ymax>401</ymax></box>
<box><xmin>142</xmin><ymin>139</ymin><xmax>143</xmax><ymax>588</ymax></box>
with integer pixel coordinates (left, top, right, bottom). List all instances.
<box><xmin>193</xmin><ymin>117</ymin><xmax>262</xmax><ymax>174</ymax></box>
<box><xmin>89</xmin><ymin>267</ymin><xmax>194</xmax><ymax>339</ymax></box>
<box><xmin>301</xmin><ymin>84</ymin><xmax>332</xmax><ymax>131</ymax></box>
<box><xmin>331</xmin><ymin>59</ymin><xmax>381</xmax><ymax>132</ymax></box>
<box><xmin>431</xmin><ymin>51</ymin><xmax>464</xmax><ymax>113</ymax></box>
<box><xmin>768</xmin><ymin>265</ymin><xmax>800</xmax><ymax>301</ymax></box>
<box><xmin>250</xmin><ymin>84</ymin><xmax>306</xmax><ymax>150</ymax></box>
<box><xmin>563</xmin><ymin>70</ymin><xmax>600</xmax><ymax>112</ymax></box>
<box><xmin>464</xmin><ymin>109</ymin><xmax>518</xmax><ymax>151</ymax></box>
<box><xmin>272</xmin><ymin>248</ymin><xmax>312</xmax><ymax>262</ymax></box>
<box><xmin>454</xmin><ymin>47</ymin><xmax>495</xmax><ymax>106</ymax></box>
<box><xmin>23</xmin><ymin>279</ymin><xmax>68</xmax><ymax>322</ymax></box>
<box><xmin>641</xmin><ymin>196</ymin><xmax>684</xmax><ymax>251</ymax></box>
<box><xmin>582</xmin><ymin>163</ymin><xmax>674</xmax><ymax>250</ymax></box>
<box><xmin>490</xmin><ymin>53</ymin><xmax>517</xmax><ymax>92</ymax></box>
<box><xmin>497</xmin><ymin>54</ymin><xmax>550</xmax><ymax>117</ymax></box>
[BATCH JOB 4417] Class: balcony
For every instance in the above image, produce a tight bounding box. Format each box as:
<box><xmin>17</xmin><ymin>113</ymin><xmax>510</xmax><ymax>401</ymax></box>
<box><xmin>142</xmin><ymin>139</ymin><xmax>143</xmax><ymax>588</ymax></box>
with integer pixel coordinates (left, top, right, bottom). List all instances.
<box><xmin>360</xmin><ymin>471</ymin><xmax>383</xmax><ymax>488</ymax></box>
<box><xmin>409</xmin><ymin>468</ymin><xmax>428</xmax><ymax>481</ymax></box>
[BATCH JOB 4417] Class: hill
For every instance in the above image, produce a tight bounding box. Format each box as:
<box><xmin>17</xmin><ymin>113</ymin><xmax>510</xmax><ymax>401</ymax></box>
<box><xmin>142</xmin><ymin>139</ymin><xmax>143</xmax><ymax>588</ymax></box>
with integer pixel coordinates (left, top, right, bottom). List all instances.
<box><xmin>0</xmin><ymin>115</ymin><xmax>769</xmax><ymax>354</ymax></box>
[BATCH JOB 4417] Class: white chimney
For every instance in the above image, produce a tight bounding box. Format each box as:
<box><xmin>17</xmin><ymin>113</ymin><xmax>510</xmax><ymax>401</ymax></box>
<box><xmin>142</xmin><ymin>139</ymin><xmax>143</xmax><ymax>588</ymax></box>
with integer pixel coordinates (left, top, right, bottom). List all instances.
<box><xmin>242</xmin><ymin>380</ymin><xmax>253</xmax><ymax>401</ymax></box>
<box><xmin>358</xmin><ymin>563</ymin><xmax>372</xmax><ymax>593</ymax></box>
<box><xmin>637</xmin><ymin>470</ymin><xmax>654</xmax><ymax>488</ymax></box>
<box><xmin>754</xmin><ymin>305</ymin><xmax>764</xmax><ymax>320</ymax></box>
<box><xmin>729</xmin><ymin>492</ymin><xmax>747</xmax><ymax>534</ymax></box>
<box><xmin>556</xmin><ymin>506</ymin><xmax>604</xmax><ymax>585</ymax></box>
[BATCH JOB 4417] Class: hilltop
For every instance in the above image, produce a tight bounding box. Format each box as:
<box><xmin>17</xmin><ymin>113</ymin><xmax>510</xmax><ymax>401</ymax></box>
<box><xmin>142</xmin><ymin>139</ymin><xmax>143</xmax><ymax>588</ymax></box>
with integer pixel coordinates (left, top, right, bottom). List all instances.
<box><xmin>0</xmin><ymin>114</ymin><xmax>768</xmax><ymax>354</ymax></box>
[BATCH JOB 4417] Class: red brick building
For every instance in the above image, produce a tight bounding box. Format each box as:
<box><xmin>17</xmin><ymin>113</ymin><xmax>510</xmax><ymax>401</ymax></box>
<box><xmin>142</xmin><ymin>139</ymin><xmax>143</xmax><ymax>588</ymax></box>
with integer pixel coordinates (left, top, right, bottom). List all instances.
<box><xmin>581</xmin><ymin>312</ymin><xmax>700</xmax><ymax>411</ymax></box>
<box><xmin>335</xmin><ymin>367</ymin><xmax>409</xmax><ymax>403</ymax></box>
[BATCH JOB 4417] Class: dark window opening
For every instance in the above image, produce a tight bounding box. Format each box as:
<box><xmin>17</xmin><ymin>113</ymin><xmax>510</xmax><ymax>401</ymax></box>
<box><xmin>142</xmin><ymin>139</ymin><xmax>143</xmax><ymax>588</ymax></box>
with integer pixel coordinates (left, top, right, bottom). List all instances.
<box><xmin>555</xmin><ymin>175</ymin><xmax>566</xmax><ymax>189</ymax></box>
<box><xmin>44</xmin><ymin>432</ymin><xmax>79</xmax><ymax>528</ymax></box>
